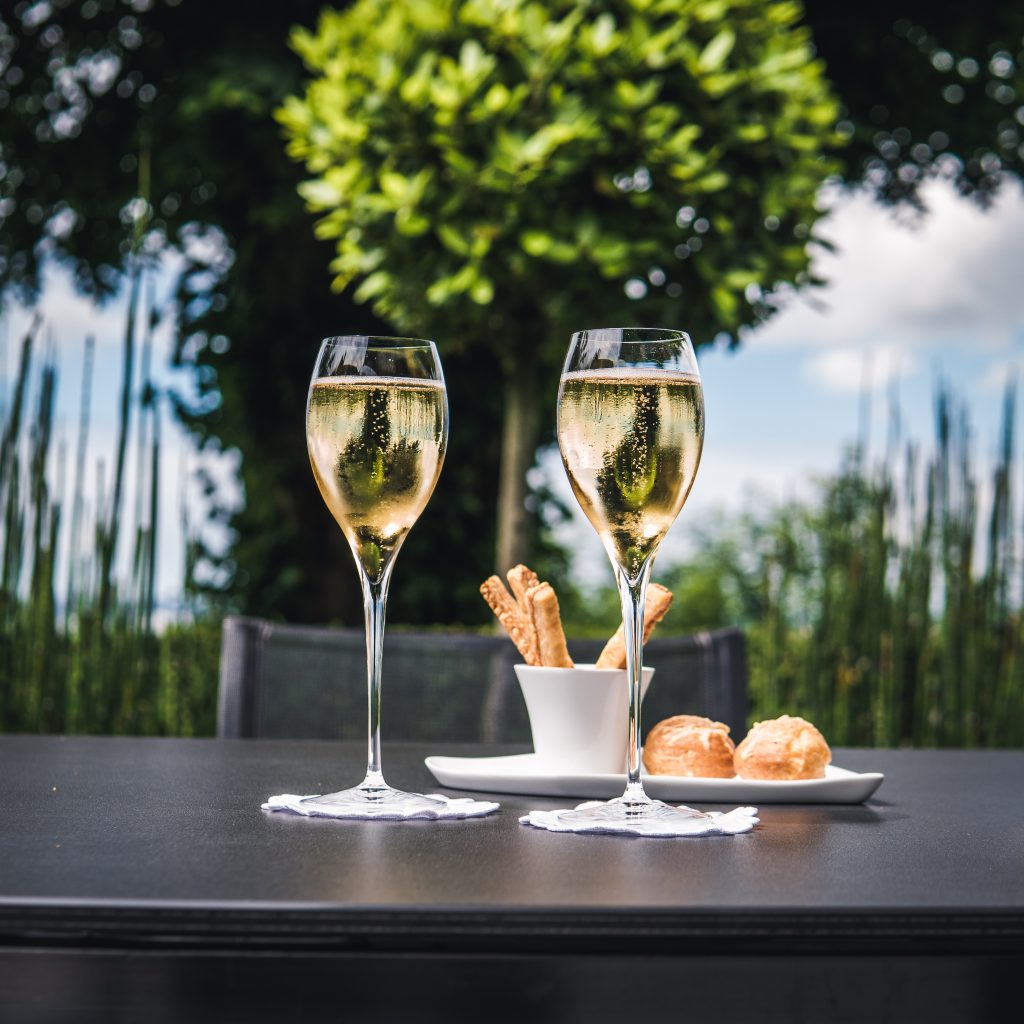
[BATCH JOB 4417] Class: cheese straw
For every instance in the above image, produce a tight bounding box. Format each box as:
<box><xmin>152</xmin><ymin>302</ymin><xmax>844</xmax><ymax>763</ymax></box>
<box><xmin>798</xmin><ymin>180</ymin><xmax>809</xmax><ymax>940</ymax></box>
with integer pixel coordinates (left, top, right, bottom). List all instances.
<box><xmin>526</xmin><ymin>582</ymin><xmax>574</xmax><ymax>668</ymax></box>
<box><xmin>480</xmin><ymin>574</ymin><xmax>540</xmax><ymax>665</ymax></box>
<box><xmin>595</xmin><ymin>584</ymin><xmax>674</xmax><ymax>669</ymax></box>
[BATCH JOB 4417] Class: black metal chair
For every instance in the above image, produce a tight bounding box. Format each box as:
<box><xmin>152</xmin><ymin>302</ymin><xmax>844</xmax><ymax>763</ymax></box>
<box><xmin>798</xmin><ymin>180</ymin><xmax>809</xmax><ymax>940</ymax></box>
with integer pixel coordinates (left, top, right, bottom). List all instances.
<box><xmin>217</xmin><ymin>616</ymin><xmax>748</xmax><ymax>744</ymax></box>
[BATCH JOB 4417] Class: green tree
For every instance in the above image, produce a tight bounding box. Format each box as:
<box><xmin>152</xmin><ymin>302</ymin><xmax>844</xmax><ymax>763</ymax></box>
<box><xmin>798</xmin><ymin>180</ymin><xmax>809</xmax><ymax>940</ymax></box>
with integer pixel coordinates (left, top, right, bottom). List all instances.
<box><xmin>2</xmin><ymin>1</ymin><xmax>1023</xmax><ymax>626</ymax></box>
<box><xmin>278</xmin><ymin>0</ymin><xmax>842</xmax><ymax>574</ymax></box>
<box><xmin>0</xmin><ymin>0</ymin><xmax>530</xmax><ymax>625</ymax></box>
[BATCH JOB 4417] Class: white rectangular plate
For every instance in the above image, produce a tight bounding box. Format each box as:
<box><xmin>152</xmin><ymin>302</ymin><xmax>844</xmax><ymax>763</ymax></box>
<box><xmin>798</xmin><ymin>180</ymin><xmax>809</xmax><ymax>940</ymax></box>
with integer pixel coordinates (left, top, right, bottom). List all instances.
<box><xmin>425</xmin><ymin>753</ymin><xmax>884</xmax><ymax>804</ymax></box>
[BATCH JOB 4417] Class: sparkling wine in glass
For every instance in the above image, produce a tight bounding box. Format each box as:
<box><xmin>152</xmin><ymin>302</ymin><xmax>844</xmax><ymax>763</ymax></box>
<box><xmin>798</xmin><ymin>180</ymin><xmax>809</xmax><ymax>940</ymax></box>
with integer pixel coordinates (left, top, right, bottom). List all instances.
<box><xmin>557</xmin><ymin>327</ymin><xmax>704</xmax><ymax>826</ymax></box>
<box><xmin>304</xmin><ymin>335</ymin><xmax>448</xmax><ymax>817</ymax></box>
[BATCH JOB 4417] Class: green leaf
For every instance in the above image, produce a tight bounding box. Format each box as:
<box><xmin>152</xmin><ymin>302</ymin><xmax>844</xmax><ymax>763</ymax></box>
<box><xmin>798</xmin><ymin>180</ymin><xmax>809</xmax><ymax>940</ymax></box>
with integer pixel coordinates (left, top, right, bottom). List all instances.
<box><xmin>354</xmin><ymin>270</ymin><xmax>392</xmax><ymax>303</ymax></box>
<box><xmin>430</xmin><ymin>79</ymin><xmax>461</xmax><ymax>109</ymax></box>
<box><xmin>298</xmin><ymin>179</ymin><xmax>342</xmax><ymax>210</ymax></box>
<box><xmin>588</xmin><ymin>14</ymin><xmax>617</xmax><ymax>57</ymax></box>
<box><xmin>441</xmin><ymin>149</ymin><xmax>477</xmax><ymax>176</ymax></box>
<box><xmin>545</xmin><ymin>240</ymin><xmax>578</xmax><ymax>263</ymax></box>
<box><xmin>399</xmin><ymin>52</ymin><xmax>438</xmax><ymax>105</ymax></box>
<box><xmin>614</xmin><ymin>79</ymin><xmax>660</xmax><ymax>110</ymax></box>
<box><xmin>380</xmin><ymin>172</ymin><xmax>409</xmax><ymax>202</ymax></box>
<box><xmin>664</xmin><ymin>124</ymin><xmax>703</xmax><ymax>153</ymax></box>
<box><xmin>701</xmin><ymin>71</ymin><xmax>741</xmax><ymax>97</ymax></box>
<box><xmin>520</xmin><ymin>230</ymin><xmax>553</xmax><ymax>256</ymax></box>
<box><xmin>394</xmin><ymin>208</ymin><xmax>429</xmax><ymax>236</ymax></box>
<box><xmin>693</xmin><ymin>2</ymin><xmax>729</xmax><ymax>22</ymax></box>
<box><xmin>484</xmin><ymin>83</ymin><xmax>510</xmax><ymax>112</ymax></box>
<box><xmin>698</xmin><ymin>28</ymin><xmax>735</xmax><ymax>73</ymax></box>
<box><xmin>470</xmin><ymin>276</ymin><xmax>494</xmax><ymax>304</ymax></box>
<box><xmin>735</xmin><ymin>123</ymin><xmax>769</xmax><ymax>142</ymax></box>
<box><xmin>722</xmin><ymin>269</ymin><xmax>759</xmax><ymax>289</ymax></box>
<box><xmin>426</xmin><ymin>277</ymin><xmax>453</xmax><ymax>305</ymax></box>
<box><xmin>520</xmin><ymin>122</ymin><xmax>577</xmax><ymax>165</ymax></box>
<box><xmin>460</xmin><ymin>39</ymin><xmax>487</xmax><ymax>78</ymax></box>
<box><xmin>438</xmin><ymin>223</ymin><xmax>471</xmax><ymax>255</ymax></box>
<box><xmin>711</xmin><ymin>284</ymin><xmax>739</xmax><ymax>321</ymax></box>
<box><xmin>692</xmin><ymin>170</ymin><xmax>730</xmax><ymax>192</ymax></box>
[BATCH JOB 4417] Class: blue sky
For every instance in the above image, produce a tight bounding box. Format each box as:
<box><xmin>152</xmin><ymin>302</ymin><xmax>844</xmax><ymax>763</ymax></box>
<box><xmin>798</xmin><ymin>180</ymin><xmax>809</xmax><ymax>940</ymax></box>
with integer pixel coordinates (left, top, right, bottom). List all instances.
<box><xmin>3</xmin><ymin>176</ymin><xmax>1024</xmax><ymax>603</ymax></box>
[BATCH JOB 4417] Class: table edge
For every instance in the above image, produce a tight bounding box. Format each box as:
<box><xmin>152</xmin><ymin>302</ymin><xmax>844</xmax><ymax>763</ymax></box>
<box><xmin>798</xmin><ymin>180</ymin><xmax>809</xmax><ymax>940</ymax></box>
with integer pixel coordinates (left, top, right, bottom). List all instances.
<box><xmin>2</xmin><ymin>900</ymin><xmax>1023</xmax><ymax>955</ymax></box>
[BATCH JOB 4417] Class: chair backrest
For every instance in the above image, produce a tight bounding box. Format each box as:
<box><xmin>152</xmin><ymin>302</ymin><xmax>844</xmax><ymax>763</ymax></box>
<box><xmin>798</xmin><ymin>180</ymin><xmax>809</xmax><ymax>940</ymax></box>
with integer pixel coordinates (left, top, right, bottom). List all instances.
<box><xmin>217</xmin><ymin>616</ymin><xmax>748</xmax><ymax>743</ymax></box>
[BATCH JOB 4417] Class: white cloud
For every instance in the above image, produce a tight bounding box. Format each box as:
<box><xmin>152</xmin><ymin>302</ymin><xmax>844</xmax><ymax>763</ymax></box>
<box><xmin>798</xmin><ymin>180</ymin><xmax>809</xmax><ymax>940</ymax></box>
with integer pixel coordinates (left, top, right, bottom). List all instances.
<box><xmin>752</xmin><ymin>178</ymin><xmax>1024</xmax><ymax>359</ymax></box>
<box><xmin>804</xmin><ymin>345</ymin><xmax>919</xmax><ymax>394</ymax></box>
<box><xmin>4</xmin><ymin>271</ymin><xmax>122</xmax><ymax>357</ymax></box>
<box><xmin>2</xmin><ymin>255</ymin><xmax>184</xmax><ymax>367</ymax></box>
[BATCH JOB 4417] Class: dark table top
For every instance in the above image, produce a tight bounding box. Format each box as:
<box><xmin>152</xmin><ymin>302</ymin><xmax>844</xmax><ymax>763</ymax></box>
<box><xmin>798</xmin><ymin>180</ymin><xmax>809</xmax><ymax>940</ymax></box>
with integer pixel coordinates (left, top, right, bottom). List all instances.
<box><xmin>1</xmin><ymin>735</ymin><xmax>1022</xmax><ymax>955</ymax></box>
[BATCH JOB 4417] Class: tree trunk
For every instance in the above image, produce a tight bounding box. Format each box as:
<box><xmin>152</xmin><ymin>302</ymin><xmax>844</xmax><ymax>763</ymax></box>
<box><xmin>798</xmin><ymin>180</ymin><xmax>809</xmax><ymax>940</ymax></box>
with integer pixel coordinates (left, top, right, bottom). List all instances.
<box><xmin>494</xmin><ymin>368</ymin><xmax>538</xmax><ymax>575</ymax></box>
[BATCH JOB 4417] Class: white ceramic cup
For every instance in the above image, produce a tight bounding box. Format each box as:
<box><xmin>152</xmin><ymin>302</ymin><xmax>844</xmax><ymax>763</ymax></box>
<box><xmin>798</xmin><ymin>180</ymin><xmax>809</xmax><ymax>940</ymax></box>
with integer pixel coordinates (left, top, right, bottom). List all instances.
<box><xmin>514</xmin><ymin>663</ymin><xmax>654</xmax><ymax>774</ymax></box>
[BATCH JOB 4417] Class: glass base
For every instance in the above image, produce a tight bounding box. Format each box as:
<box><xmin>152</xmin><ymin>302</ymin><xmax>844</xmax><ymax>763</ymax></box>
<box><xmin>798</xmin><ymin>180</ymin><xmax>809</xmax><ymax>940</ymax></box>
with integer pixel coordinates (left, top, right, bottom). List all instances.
<box><xmin>300</xmin><ymin>779</ymin><xmax>449</xmax><ymax>819</ymax></box>
<box><xmin>556</xmin><ymin>793</ymin><xmax>711</xmax><ymax>829</ymax></box>
<box><xmin>521</xmin><ymin>797</ymin><xmax>759</xmax><ymax>836</ymax></box>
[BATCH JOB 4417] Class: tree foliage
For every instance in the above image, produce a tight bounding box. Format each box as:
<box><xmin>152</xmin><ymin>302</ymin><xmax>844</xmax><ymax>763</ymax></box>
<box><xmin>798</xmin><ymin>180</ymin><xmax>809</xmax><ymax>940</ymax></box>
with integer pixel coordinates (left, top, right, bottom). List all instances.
<box><xmin>809</xmin><ymin>2</ymin><xmax>1024</xmax><ymax>208</ymax></box>
<box><xmin>280</xmin><ymin>0</ymin><xmax>842</xmax><ymax>354</ymax></box>
<box><xmin>0</xmin><ymin>0</ymin><xmax>422</xmax><ymax>624</ymax></box>
<box><xmin>278</xmin><ymin>0</ymin><xmax>844</xmax><ymax>582</ymax></box>
<box><xmin>1</xmin><ymin>1</ymin><xmax>1023</xmax><ymax>626</ymax></box>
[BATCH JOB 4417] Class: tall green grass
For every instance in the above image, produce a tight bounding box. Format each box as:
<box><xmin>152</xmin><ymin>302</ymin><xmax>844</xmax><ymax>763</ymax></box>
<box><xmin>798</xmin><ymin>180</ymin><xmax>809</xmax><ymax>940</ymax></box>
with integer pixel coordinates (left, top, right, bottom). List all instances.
<box><xmin>645</xmin><ymin>382</ymin><xmax>1024</xmax><ymax>747</ymax></box>
<box><xmin>0</xmin><ymin>288</ymin><xmax>219</xmax><ymax>737</ymax></box>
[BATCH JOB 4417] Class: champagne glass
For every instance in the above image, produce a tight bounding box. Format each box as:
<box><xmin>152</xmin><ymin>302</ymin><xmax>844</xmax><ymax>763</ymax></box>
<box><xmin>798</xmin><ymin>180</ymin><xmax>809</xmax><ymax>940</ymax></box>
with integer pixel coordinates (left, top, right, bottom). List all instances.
<box><xmin>304</xmin><ymin>336</ymin><xmax>448</xmax><ymax>816</ymax></box>
<box><xmin>556</xmin><ymin>327</ymin><xmax>704</xmax><ymax>826</ymax></box>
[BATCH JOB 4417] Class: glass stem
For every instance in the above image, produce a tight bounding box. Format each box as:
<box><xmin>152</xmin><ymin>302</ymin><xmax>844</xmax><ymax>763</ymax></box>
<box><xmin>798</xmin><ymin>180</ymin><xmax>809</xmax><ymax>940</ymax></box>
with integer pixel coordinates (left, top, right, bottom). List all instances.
<box><xmin>360</xmin><ymin>563</ymin><xmax>394</xmax><ymax>791</ymax></box>
<box><xmin>617</xmin><ymin>561</ymin><xmax>651</xmax><ymax>802</ymax></box>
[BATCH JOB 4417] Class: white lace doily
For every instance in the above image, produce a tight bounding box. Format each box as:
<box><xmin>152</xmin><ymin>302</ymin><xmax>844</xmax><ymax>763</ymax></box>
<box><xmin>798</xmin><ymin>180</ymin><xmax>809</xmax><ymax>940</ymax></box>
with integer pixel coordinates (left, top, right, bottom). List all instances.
<box><xmin>520</xmin><ymin>803</ymin><xmax>759</xmax><ymax>837</ymax></box>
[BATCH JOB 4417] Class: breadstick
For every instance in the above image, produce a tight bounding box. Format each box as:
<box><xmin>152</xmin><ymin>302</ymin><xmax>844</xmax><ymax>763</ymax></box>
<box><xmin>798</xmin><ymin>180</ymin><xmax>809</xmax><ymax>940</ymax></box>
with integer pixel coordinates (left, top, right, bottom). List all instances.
<box><xmin>480</xmin><ymin>576</ymin><xmax>540</xmax><ymax>665</ymax></box>
<box><xmin>595</xmin><ymin>583</ymin><xmax>674</xmax><ymax>668</ymax></box>
<box><xmin>506</xmin><ymin>564</ymin><xmax>540</xmax><ymax>655</ymax></box>
<box><xmin>526</xmin><ymin>582</ymin><xmax>574</xmax><ymax>668</ymax></box>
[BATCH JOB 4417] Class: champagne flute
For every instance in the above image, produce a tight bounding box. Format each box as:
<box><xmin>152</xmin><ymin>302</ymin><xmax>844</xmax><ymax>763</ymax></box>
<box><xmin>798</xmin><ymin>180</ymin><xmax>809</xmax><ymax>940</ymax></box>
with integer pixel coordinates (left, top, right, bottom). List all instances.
<box><xmin>556</xmin><ymin>327</ymin><xmax>704</xmax><ymax>826</ymax></box>
<box><xmin>304</xmin><ymin>335</ymin><xmax>448</xmax><ymax>816</ymax></box>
